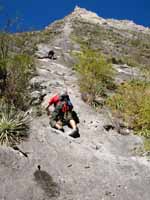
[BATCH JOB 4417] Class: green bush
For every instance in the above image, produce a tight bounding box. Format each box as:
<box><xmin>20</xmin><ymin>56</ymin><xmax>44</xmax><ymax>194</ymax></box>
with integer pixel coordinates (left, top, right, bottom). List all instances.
<box><xmin>74</xmin><ymin>47</ymin><xmax>115</xmax><ymax>104</ymax></box>
<box><xmin>107</xmin><ymin>80</ymin><xmax>150</xmax><ymax>152</ymax></box>
<box><xmin>107</xmin><ymin>80</ymin><xmax>150</xmax><ymax>137</ymax></box>
<box><xmin>2</xmin><ymin>54</ymin><xmax>34</xmax><ymax>110</ymax></box>
<box><xmin>0</xmin><ymin>32</ymin><xmax>35</xmax><ymax>110</ymax></box>
<box><xmin>0</xmin><ymin>102</ymin><xmax>30</xmax><ymax>146</ymax></box>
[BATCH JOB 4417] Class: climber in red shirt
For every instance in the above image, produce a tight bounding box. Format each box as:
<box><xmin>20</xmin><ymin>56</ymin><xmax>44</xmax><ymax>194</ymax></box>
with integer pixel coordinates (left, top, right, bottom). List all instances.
<box><xmin>46</xmin><ymin>90</ymin><xmax>80</xmax><ymax>138</ymax></box>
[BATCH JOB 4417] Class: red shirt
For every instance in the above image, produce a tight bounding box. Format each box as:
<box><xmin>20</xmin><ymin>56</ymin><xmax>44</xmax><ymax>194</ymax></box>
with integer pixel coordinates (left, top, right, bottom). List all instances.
<box><xmin>48</xmin><ymin>95</ymin><xmax>60</xmax><ymax>107</ymax></box>
<box><xmin>49</xmin><ymin>94</ymin><xmax>73</xmax><ymax>112</ymax></box>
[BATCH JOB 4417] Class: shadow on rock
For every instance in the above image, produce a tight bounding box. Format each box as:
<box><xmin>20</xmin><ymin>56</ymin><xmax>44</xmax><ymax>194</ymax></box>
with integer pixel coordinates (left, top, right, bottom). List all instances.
<box><xmin>34</xmin><ymin>170</ymin><xmax>60</xmax><ymax>198</ymax></box>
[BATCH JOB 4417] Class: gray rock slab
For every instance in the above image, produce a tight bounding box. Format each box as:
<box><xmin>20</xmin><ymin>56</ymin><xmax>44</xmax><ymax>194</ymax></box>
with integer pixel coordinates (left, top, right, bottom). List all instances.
<box><xmin>1</xmin><ymin>33</ymin><xmax>150</xmax><ymax>200</ymax></box>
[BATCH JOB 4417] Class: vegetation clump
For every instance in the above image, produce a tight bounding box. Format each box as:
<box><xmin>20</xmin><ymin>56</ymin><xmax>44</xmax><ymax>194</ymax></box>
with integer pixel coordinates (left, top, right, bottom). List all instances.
<box><xmin>4</xmin><ymin>54</ymin><xmax>34</xmax><ymax>110</ymax></box>
<box><xmin>0</xmin><ymin>32</ymin><xmax>35</xmax><ymax>109</ymax></box>
<box><xmin>107</xmin><ymin>80</ymin><xmax>150</xmax><ymax>149</ymax></box>
<box><xmin>74</xmin><ymin>46</ymin><xmax>115</xmax><ymax>104</ymax></box>
<box><xmin>0</xmin><ymin>32</ymin><xmax>34</xmax><ymax>146</ymax></box>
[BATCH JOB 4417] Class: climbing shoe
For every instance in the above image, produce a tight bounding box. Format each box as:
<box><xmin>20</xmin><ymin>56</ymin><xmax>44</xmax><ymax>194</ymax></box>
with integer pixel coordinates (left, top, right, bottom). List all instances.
<box><xmin>58</xmin><ymin>128</ymin><xmax>65</xmax><ymax>132</ymax></box>
<box><xmin>69</xmin><ymin>128</ymin><xmax>80</xmax><ymax>138</ymax></box>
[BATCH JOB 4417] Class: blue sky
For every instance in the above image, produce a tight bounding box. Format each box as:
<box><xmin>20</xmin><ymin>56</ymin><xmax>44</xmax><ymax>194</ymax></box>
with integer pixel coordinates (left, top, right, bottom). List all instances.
<box><xmin>0</xmin><ymin>0</ymin><xmax>150</xmax><ymax>32</ymax></box>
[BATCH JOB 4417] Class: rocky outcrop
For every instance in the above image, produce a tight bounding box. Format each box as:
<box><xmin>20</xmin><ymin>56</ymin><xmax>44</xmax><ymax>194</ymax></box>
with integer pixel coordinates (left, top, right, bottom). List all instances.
<box><xmin>69</xmin><ymin>6</ymin><xmax>150</xmax><ymax>34</ymax></box>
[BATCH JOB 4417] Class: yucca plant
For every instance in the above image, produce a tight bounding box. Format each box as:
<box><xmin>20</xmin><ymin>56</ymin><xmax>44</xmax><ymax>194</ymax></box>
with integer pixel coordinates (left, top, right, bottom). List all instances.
<box><xmin>0</xmin><ymin>103</ymin><xmax>30</xmax><ymax>146</ymax></box>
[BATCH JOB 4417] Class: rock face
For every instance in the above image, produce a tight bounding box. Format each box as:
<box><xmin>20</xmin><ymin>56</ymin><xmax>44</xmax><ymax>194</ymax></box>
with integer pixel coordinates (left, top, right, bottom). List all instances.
<box><xmin>70</xmin><ymin>6</ymin><xmax>150</xmax><ymax>34</ymax></box>
<box><xmin>0</xmin><ymin>7</ymin><xmax>150</xmax><ymax>200</ymax></box>
<box><xmin>70</xmin><ymin>6</ymin><xmax>106</xmax><ymax>25</ymax></box>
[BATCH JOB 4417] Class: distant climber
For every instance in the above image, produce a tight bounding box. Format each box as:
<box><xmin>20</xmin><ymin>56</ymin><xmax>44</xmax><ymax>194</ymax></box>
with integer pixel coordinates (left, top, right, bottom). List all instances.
<box><xmin>48</xmin><ymin>50</ymin><xmax>55</xmax><ymax>59</ymax></box>
<box><xmin>46</xmin><ymin>90</ymin><xmax>80</xmax><ymax>138</ymax></box>
<box><xmin>37</xmin><ymin>50</ymin><xmax>56</xmax><ymax>60</ymax></box>
<box><xmin>37</xmin><ymin>165</ymin><xmax>41</xmax><ymax>171</ymax></box>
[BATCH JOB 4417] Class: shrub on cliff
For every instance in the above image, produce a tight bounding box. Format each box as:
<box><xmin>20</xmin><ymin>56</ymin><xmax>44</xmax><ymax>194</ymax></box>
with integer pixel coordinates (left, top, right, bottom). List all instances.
<box><xmin>0</xmin><ymin>32</ymin><xmax>35</xmax><ymax>110</ymax></box>
<box><xmin>4</xmin><ymin>54</ymin><xmax>34</xmax><ymax>110</ymax></box>
<box><xmin>74</xmin><ymin>47</ymin><xmax>115</xmax><ymax>104</ymax></box>
<box><xmin>107</xmin><ymin>80</ymin><xmax>150</xmax><ymax>138</ymax></box>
